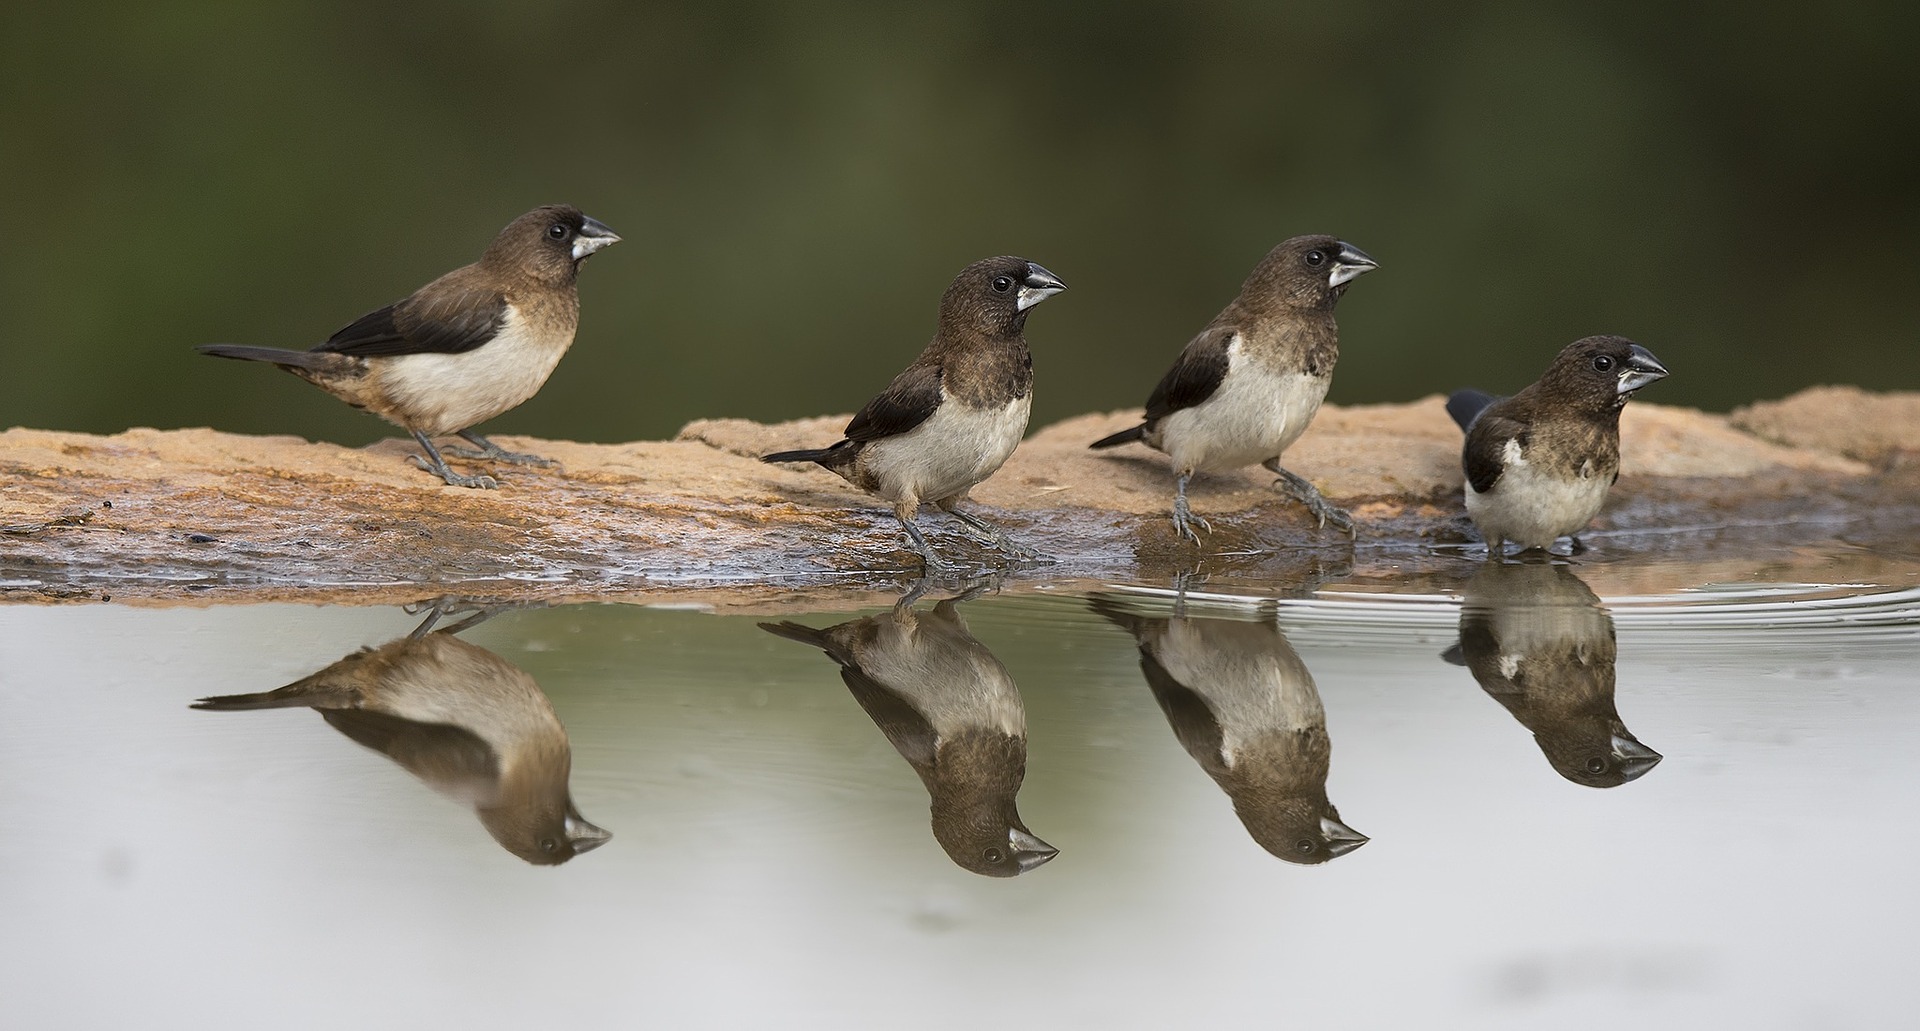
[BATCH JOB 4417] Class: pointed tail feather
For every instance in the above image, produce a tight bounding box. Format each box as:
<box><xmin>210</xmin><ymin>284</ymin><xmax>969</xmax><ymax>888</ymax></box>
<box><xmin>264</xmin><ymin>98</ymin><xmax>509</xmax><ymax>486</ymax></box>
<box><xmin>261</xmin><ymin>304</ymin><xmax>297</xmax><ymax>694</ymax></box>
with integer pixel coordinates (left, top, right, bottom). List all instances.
<box><xmin>760</xmin><ymin>448</ymin><xmax>835</xmax><ymax>465</ymax></box>
<box><xmin>1089</xmin><ymin>424</ymin><xmax>1146</xmax><ymax>450</ymax></box>
<box><xmin>1445</xmin><ymin>390</ymin><xmax>1500</xmax><ymax>432</ymax></box>
<box><xmin>196</xmin><ymin>344</ymin><xmax>333</xmax><ymax>371</ymax></box>
<box><xmin>190</xmin><ymin>688</ymin><xmax>311</xmax><ymax>711</ymax></box>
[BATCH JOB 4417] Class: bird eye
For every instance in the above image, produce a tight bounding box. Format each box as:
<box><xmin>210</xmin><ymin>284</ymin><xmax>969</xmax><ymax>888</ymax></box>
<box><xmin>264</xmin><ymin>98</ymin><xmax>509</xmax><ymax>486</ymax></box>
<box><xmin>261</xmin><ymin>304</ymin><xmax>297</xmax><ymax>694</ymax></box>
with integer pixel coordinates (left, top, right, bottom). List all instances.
<box><xmin>1586</xmin><ymin>757</ymin><xmax>1609</xmax><ymax>774</ymax></box>
<box><xmin>1592</xmin><ymin>354</ymin><xmax>1615</xmax><ymax>372</ymax></box>
<box><xmin>991</xmin><ymin>275</ymin><xmax>1014</xmax><ymax>293</ymax></box>
<box><xmin>540</xmin><ymin>837</ymin><xmax>559</xmax><ymax>853</ymax></box>
<box><xmin>1304</xmin><ymin>249</ymin><xmax>1326</xmax><ymax>267</ymax></box>
<box><xmin>984</xmin><ymin>847</ymin><xmax>1005</xmax><ymax>863</ymax></box>
<box><xmin>1295</xmin><ymin>839</ymin><xmax>1316</xmax><ymax>854</ymax></box>
<box><xmin>547</xmin><ymin>223</ymin><xmax>569</xmax><ymax>240</ymax></box>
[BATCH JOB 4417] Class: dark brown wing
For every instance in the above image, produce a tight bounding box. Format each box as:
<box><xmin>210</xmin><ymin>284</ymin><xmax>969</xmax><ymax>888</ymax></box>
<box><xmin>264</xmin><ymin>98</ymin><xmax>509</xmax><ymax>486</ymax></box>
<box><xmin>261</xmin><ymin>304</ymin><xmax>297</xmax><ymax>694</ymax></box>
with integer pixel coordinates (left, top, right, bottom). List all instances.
<box><xmin>314</xmin><ymin>272</ymin><xmax>507</xmax><ymax>358</ymax></box>
<box><xmin>1143</xmin><ymin>325</ymin><xmax>1235</xmax><ymax>422</ymax></box>
<box><xmin>844</xmin><ymin>362</ymin><xmax>944</xmax><ymax>442</ymax></box>
<box><xmin>1464</xmin><ymin>414</ymin><xmax>1528</xmax><ymax>494</ymax></box>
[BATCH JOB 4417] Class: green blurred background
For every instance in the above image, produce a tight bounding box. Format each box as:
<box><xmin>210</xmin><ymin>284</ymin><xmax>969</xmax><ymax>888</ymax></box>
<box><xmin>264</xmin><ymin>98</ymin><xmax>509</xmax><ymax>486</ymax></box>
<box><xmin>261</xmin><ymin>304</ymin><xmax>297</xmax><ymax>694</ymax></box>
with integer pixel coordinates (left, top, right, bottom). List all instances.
<box><xmin>3</xmin><ymin>2</ymin><xmax>1915</xmax><ymax>446</ymax></box>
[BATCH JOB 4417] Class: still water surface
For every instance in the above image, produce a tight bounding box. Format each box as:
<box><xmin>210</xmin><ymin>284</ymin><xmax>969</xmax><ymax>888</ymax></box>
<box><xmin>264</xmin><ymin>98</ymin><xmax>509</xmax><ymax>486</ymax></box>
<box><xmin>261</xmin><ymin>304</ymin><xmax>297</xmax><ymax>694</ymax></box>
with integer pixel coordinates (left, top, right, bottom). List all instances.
<box><xmin>3</xmin><ymin>566</ymin><xmax>1917</xmax><ymax>1029</ymax></box>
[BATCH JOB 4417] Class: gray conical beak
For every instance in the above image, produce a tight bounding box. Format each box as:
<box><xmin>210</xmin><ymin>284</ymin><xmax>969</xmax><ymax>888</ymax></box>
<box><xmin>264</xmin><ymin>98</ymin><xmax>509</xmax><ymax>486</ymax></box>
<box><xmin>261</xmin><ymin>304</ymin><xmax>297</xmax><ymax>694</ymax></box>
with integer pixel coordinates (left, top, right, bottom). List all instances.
<box><xmin>1617</xmin><ymin>343</ymin><xmax>1669</xmax><ymax>396</ymax></box>
<box><xmin>1010</xmin><ymin>826</ymin><xmax>1059</xmax><ymax>872</ymax></box>
<box><xmin>572</xmin><ymin>216</ymin><xmax>621</xmax><ymax>261</ymax></box>
<box><xmin>565</xmin><ymin>812</ymin><xmax>613</xmax><ymax>853</ymax></box>
<box><xmin>1321</xmin><ymin>815</ymin><xmax>1370</xmax><ymax>857</ymax></box>
<box><xmin>1016</xmin><ymin>262</ymin><xmax>1067</xmax><ymax>311</ymax></box>
<box><xmin>1329</xmin><ymin>241</ymin><xmax>1379</xmax><ymax>287</ymax></box>
<box><xmin>1611</xmin><ymin>734</ymin><xmax>1664</xmax><ymax>782</ymax></box>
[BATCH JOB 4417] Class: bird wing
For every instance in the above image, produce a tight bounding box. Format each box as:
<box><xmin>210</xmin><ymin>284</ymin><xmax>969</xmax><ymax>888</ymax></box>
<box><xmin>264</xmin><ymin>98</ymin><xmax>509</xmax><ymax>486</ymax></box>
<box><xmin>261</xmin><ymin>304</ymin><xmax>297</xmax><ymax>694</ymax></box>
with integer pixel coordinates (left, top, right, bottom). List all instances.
<box><xmin>844</xmin><ymin>362</ymin><xmax>944</xmax><ymax>442</ymax></box>
<box><xmin>838</xmin><ymin>667</ymin><xmax>940</xmax><ymax>772</ymax></box>
<box><xmin>1464</xmin><ymin>415</ymin><xmax>1528</xmax><ymax>494</ymax></box>
<box><xmin>314</xmin><ymin>275</ymin><xmax>508</xmax><ymax>358</ymax></box>
<box><xmin>1143</xmin><ymin>325</ymin><xmax>1235</xmax><ymax>422</ymax></box>
<box><xmin>1139</xmin><ymin>651</ymin><xmax>1231</xmax><ymax>777</ymax></box>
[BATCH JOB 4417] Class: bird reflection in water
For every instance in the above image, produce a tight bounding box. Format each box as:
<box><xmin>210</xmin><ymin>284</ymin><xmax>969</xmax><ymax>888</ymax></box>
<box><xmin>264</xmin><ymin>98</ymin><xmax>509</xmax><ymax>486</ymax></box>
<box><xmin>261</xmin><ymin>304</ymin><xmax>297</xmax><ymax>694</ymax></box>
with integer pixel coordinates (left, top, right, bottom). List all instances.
<box><xmin>1442</xmin><ymin>561</ymin><xmax>1662</xmax><ymax>787</ymax></box>
<box><xmin>192</xmin><ymin>600</ymin><xmax>611</xmax><ymax>864</ymax></box>
<box><xmin>761</xmin><ymin>581</ymin><xmax>1057</xmax><ymax>877</ymax></box>
<box><xmin>1093</xmin><ymin>593</ymin><xmax>1369</xmax><ymax>864</ymax></box>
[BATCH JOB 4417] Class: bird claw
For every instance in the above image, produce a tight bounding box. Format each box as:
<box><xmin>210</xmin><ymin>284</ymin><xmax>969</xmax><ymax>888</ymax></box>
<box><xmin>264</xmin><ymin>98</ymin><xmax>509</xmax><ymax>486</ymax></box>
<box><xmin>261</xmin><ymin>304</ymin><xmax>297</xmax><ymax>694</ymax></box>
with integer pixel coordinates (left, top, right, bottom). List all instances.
<box><xmin>410</xmin><ymin>455</ymin><xmax>500</xmax><ymax>489</ymax></box>
<box><xmin>445</xmin><ymin>445</ymin><xmax>557</xmax><ymax>468</ymax></box>
<box><xmin>1171</xmin><ymin>499</ymin><xmax>1211</xmax><ymax>545</ymax></box>
<box><xmin>1269</xmin><ymin>475</ymin><xmax>1356</xmax><ymax>538</ymax></box>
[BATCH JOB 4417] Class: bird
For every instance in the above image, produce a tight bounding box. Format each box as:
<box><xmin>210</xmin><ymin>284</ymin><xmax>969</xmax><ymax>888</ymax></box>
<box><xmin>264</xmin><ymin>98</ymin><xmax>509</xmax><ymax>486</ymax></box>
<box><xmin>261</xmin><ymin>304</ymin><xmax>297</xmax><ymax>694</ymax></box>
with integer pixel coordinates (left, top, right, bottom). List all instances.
<box><xmin>1090</xmin><ymin>235</ymin><xmax>1378</xmax><ymax>544</ymax></box>
<box><xmin>1441</xmin><ymin>561</ymin><xmax>1662</xmax><ymax>788</ymax></box>
<box><xmin>191</xmin><ymin>603</ymin><xmax>612</xmax><ymax>864</ymax></box>
<box><xmin>760</xmin><ymin>256</ymin><xmax>1066</xmax><ymax>572</ymax></box>
<box><xmin>1092</xmin><ymin>595</ymin><xmax>1368</xmax><ymax>864</ymax></box>
<box><xmin>760</xmin><ymin>583</ymin><xmax>1057</xmax><ymax>877</ymax></box>
<box><xmin>1447</xmin><ymin>335</ymin><xmax>1669</xmax><ymax>556</ymax></box>
<box><xmin>197</xmin><ymin>204</ymin><xmax>620</xmax><ymax>488</ymax></box>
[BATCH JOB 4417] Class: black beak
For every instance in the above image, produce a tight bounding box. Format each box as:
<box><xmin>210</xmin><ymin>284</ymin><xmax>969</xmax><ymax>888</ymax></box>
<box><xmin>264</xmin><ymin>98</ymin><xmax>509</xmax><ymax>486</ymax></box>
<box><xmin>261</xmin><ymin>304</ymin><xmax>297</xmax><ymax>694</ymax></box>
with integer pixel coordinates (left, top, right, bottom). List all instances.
<box><xmin>1617</xmin><ymin>343</ymin><xmax>1669</xmax><ymax>395</ymax></box>
<box><xmin>1016</xmin><ymin>262</ymin><xmax>1067</xmax><ymax>311</ymax></box>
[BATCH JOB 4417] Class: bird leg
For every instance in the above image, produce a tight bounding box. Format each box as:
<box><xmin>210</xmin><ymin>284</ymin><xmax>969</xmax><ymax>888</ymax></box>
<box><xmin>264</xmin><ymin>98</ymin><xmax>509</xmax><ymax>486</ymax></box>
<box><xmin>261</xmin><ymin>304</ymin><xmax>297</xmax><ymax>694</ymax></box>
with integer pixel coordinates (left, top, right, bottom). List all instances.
<box><xmin>1263</xmin><ymin>460</ymin><xmax>1354</xmax><ymax>537</ymax></box>
<box><xmin>945</xmin><ymin>506</ymin><xmax>1049</xmax><ymax>563</ymax></box>
<box><xmin>1568</xmin><ymin>535</ymin><xmax>1590</xmax><ymax>555</ymax></box>
<box><xmin>446</xmin><ymin>430</ymin><xmax>558</xmax><ymax>467</ymax></box>
<box><xmin>409</xmin><ymin>430</ymin><xmax>501</xmax><ymax>489</ymax></box>
<box><xmin>1172</xmin><ymin>472</ymin><xmax>1212</xmax><ymax>545</ymax></box>
<box><xmin>894</xmin><ymin>511</ymin><xmax>952</xmax><ymax>574</ymax></box>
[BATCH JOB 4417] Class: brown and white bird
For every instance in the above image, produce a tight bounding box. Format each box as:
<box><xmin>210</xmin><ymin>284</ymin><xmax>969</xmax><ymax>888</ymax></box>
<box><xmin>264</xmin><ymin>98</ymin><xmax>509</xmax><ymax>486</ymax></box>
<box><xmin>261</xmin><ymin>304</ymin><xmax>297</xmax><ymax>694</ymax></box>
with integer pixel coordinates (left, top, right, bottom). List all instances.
<box><xmin>1091</xmin><ymin>236</ymin><xmax>1377</xmax><ymax>543</ymax></box>
<box><xmin>198</xmin><ymin>204</ymin><xmax>619</xmax><ymax>488</ymax></box>
<box><xmin>1447</xmin><ymin>335</ymin><xmax>1669</xmax><ymax>556</ymax></box>
<box><xmin>1441</xmin><ymin>561</ymin><xmax>1662</xmax><ymax>788</ymax></box>
<box><xmin>192</xmin><ymin>605</ymin><xmax>611</xmax><ymax>864</ymax></box>
<box><xmin>1093</xmin><ymin>596</ymin><xmax>1369</xmax><ymax>864</ymax></box>
<box><xmin>762</xmin><ymin>256</ymin><xmax>1066</xmax><ymax>572</ymax></box>
<box><xmin>761</xmin><ymin>586</ymin><xmax>1057</xmax><ymax>877</ymax></box>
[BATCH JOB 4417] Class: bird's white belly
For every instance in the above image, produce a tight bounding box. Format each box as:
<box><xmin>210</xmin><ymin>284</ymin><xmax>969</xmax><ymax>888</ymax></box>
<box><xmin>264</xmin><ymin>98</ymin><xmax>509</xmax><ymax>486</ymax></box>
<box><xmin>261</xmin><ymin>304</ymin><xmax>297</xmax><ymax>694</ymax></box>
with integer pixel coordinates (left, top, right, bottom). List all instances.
<box><xmin>1159</xmin><ymin>353</ymin><xmax>1329</xmax><ymax>473</ymax></box>
<box><xmin>376</xmin><ymin>312</ymin><xmax>569</xmax><ymax>435</ymax></box>
<box><xmin>864</xmin><ymin>394</ymin><xmax>1030</xmax><ymax>505</ymax></box>
<box><xmin>1466</xmin><ymin>453</ymin><xmax>1611</xmax><ymax>549</ymax></box>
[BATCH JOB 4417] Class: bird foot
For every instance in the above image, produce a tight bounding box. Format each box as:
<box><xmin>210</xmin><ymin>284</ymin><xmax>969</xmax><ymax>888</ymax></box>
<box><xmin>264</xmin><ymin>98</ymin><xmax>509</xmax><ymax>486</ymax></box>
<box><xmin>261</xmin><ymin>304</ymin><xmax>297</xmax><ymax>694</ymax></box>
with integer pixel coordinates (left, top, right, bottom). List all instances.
<box><xmin>1269</xmin><ymin>475</ymin><xmax>1356</xmax><ymax>538</ymax></box>
<box><xmin>410</xmin><ymin>455</ymin><xmax>500</xmax><ymax>489</ymax></box>
<box><xmin>445</xmin><ymin>444</ymin><xmax>557</xmax><ymax>467</ymax></box>
<box><xmin>1171</xmin><ymin>498</ymin><xmax>1212</xmax><ymax>546</ymax></box>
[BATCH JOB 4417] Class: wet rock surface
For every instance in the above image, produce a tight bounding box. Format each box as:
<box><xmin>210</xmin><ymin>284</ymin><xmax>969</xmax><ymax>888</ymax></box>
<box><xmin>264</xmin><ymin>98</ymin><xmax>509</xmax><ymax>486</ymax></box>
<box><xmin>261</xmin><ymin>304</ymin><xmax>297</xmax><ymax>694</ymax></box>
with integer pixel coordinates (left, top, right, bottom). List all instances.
<box><xmin>3</xmin><ymin>387</ymin><xmax>1916</xmax><ymax>607</ymax></box>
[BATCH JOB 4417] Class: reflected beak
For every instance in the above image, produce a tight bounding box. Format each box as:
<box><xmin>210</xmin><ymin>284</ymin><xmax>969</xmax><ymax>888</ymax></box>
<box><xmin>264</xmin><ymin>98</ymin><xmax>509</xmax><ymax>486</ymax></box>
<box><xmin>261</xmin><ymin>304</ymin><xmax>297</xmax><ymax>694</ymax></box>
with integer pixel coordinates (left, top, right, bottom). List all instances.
<box><xmin>1010</xmin><ymin>827</ymin><xmax>1059</xmax><ymax>872</ymax></box>
<box><xmin>1617</xmin><ymin>343</ymin><xmax>1669</xmax><ymax>396</ymax></box>
<box><xmin>1611</xmin><ymin>734</ymin><xmax>1664</xmax><ymax>782</ymax></box>
<box><xmin>1320</xmin><ymin>815</ymin><xmax>1370</xmax><ymax>857</ymax></box>
<box><xmin>565</xmin><ymin>811</ymin><xmax>613</xmax><ymax>853</ymax></box>
<box><xmin>1328</xmin><ymin>241</ymin><xmax>1379</xmax><ymax>287</ymax></box>
<box><xmin>1016</xmin><ymin>262</ymin><xmax>1068</xmax><ymax>311</ymax></box>
<box><xmin>572</xmin><ymin>216</ymin><xmax>621</xmax><ymax>261</ymax></box>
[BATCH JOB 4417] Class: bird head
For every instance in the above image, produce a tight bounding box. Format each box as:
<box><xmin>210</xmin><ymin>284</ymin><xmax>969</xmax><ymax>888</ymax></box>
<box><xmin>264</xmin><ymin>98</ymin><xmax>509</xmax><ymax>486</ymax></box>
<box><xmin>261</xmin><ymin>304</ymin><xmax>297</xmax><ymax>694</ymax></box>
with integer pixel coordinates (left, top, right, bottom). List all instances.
<box><xmin>1249</xmin><ymin>234</ymin><xmax>1378</xmax><ymax>310</ymax></box>
<box><xmin>1539</xmin><ymin>335</ymin><xmax>1670</xmax><ymax>411</ymax></box>
<box><xmin>486</xmin><ymin>204</ymin><xmax>620</xmax><ymax>285</ymax></box>
<box><xmin>941</xmin><ymin>255</ymin><xmax>1067</xmax><ymax>338</ymax></box>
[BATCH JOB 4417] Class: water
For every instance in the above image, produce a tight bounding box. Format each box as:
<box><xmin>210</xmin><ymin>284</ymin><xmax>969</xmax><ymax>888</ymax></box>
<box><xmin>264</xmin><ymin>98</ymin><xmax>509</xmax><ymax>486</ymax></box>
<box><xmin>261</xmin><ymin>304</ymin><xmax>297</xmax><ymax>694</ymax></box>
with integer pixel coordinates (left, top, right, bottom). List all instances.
<box><xmin>4</xmin><ymin>566</ymin><xmax>1918</xmax><ymax>1029</ymax></box>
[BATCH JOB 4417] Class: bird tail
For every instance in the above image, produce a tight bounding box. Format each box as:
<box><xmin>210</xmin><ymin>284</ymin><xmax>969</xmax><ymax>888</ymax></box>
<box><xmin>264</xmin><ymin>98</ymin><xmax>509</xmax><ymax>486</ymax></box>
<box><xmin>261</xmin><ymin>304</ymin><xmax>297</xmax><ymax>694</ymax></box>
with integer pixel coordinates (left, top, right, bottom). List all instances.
<box><xmin>1445</xmin><ymin>390</ymin><xmax>1500</xmax><ymax>432</ymax></box>
<box><xmin>760</xmin><ymin>448</ymin><xmax>835</xmax><ymax>465</ymax></box>
<box><xmin>196</xmin><ymin>344</ymin><xmax>333</xmax><ymax>371</ymax></box>
<box><xmin>1089</xmin><ymin>424</ymin><xmax>1146</xmax><ymax>450</ymax></box>
<box><xmin>758</xmin><ymin>621</ymin><xmax>856</xmax><ymax>666</ymax></box>
<box><xmin>191</xmin><ymin>667</ymin><xmax>358</xmax><ymax>711</ymax></box>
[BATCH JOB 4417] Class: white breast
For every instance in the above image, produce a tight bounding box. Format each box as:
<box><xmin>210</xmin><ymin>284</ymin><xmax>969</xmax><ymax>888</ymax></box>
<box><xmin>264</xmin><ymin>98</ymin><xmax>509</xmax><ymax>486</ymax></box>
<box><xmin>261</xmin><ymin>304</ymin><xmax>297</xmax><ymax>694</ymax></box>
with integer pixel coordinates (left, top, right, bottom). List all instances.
<box><xmin>373</xmin><ymin>306</ymin><xmax>572</xmax><ymax>436</ymax></box>
<box><xmin>1465</xmin><ymin>442</ymin><xmax>1612</xmax><ymax>549</ymax></box>
<box><xmin>862</xmin><ymin>393</ymin><xmax>1031</xmax><ymax>506</ymax></box>
<box><xmin>1154</xmin><ymin>336</ymin><xmax>1330</xmax><ymax>474</ymax></box>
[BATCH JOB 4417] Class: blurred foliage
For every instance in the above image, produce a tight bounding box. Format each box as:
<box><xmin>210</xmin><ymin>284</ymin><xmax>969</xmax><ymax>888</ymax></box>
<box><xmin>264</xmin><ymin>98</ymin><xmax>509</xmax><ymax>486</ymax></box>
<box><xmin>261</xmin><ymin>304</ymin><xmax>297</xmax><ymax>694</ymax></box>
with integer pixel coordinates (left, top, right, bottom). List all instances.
<box><xmin>3</xmin><ymin>1</ymin><xmax>1916</xmax><ymax>445</ymax></box>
